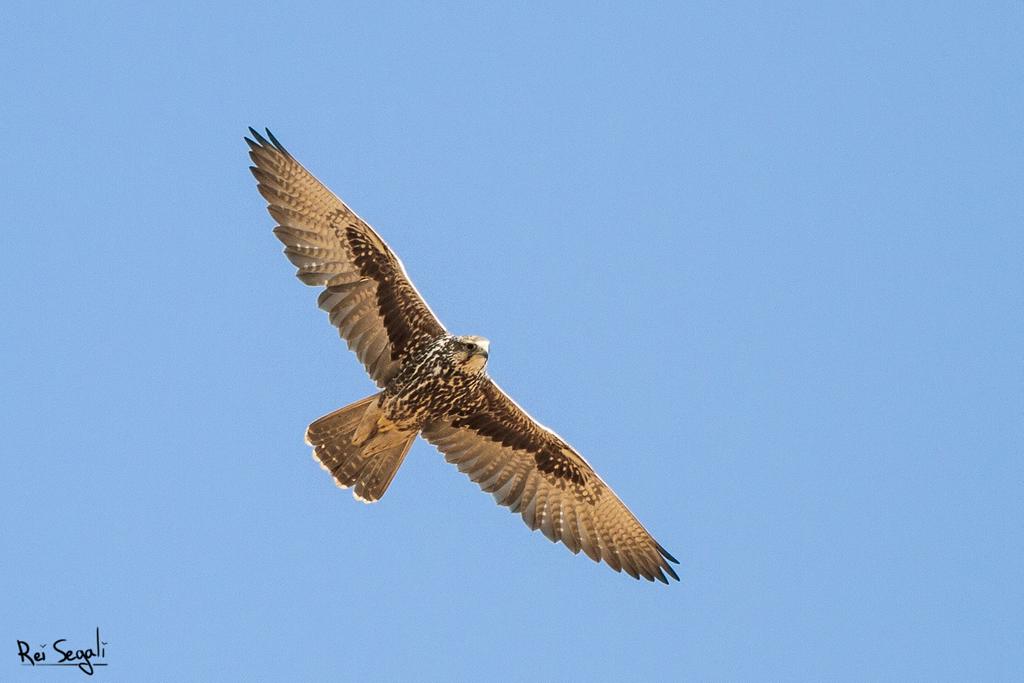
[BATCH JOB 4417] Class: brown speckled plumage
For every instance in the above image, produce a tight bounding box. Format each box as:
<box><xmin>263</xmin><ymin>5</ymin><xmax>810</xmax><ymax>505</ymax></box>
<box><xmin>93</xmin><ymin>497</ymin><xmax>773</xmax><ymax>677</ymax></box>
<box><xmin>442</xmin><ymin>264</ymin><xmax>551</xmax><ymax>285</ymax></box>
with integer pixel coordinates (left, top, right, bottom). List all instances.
<box><xmin>247</xmin><ymin>128</ymin><xmax>679</xmax><ymax>583</ymax></box>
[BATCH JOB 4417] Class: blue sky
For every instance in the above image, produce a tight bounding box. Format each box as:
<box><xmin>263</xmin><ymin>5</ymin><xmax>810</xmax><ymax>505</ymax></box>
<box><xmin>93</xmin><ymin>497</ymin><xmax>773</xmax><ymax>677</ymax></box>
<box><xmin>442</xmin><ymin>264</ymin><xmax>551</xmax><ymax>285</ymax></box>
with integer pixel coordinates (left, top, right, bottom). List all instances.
<box><xmin>2</xmin><ymin>2</ymin><xmax>1021</xmax><ymax>680</ymax></box>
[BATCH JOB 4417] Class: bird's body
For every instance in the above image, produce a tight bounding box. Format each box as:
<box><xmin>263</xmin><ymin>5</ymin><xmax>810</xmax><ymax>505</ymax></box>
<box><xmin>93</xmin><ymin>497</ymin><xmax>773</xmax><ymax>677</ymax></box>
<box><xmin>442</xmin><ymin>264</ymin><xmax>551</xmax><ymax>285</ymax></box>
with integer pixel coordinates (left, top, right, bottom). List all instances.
<box><xmin>380</xmin><ymin>334</ymin><xmax>490</xmax><ymax>430</ymax></box>
<box><xmin>247</xmin><ymin>128</ymin><xmax>679</xmax><ymax>583</ymax></box>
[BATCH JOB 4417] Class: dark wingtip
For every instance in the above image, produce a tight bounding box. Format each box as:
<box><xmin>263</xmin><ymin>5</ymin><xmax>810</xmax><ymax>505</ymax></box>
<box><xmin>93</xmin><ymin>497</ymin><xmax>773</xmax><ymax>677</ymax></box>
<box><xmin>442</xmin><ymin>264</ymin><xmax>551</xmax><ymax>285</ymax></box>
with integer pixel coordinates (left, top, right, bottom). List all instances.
<box><xmin>264</xmin><ymin>128</ymin><xmax>290</xmax><ymax>156</ymax></box>
<box><xmin>663</xmin><ymin>562</ymin><xmax>680</xmax><ymax>582</ymax></box>
<box><xmin>657</xmin><ymin>543</ymin><xmax>679</xmax><ymax>565</ymax></box>
<box><xmin>246</xmin><ymin>127</ymin><xmax>290</xmax><ymax>159</ymax></box>
<box><xmin>247</xmin><ymin>126</ymin><xmax>271</xmax><ymax>147</ymax></box>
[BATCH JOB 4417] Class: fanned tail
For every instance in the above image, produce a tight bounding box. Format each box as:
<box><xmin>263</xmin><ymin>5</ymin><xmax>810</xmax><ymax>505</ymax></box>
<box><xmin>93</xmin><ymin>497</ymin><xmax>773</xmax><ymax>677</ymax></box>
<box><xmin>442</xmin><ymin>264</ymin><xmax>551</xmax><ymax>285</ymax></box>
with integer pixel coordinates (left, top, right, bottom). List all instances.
<box><xmin>305</xmin><ymin>394</ymin><xmax>417</xmax><ymax>503</ymax></box>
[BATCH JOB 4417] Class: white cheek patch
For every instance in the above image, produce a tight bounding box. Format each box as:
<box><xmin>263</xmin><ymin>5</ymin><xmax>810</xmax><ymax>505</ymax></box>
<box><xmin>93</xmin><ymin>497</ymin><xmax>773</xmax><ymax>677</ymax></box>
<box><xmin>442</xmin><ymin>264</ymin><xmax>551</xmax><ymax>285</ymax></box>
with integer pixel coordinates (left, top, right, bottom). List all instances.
<box><xmin>465</xmin><ymin>355</ymin><xmax>488</xmax><ymax>374</ymax></box>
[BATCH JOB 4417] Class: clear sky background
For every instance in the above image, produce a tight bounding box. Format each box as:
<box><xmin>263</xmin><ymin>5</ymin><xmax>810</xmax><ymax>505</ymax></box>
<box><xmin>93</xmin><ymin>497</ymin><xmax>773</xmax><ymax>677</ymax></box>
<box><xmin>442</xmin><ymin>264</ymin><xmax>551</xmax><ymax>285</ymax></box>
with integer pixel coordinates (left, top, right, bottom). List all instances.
<box><xmin>2</xmin><ymin>2</ymin><xmax>1021</xmax><ymax>680</ymax></box>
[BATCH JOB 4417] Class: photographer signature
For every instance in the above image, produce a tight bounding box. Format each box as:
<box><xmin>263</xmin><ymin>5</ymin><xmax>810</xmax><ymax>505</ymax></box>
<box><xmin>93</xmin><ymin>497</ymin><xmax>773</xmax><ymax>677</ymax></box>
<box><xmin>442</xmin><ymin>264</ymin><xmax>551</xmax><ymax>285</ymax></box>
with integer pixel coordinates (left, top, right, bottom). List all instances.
<box><xmin>16</xmin><ymin>628</ymin><xmax>107</xmax><ymax>676</ymax></box>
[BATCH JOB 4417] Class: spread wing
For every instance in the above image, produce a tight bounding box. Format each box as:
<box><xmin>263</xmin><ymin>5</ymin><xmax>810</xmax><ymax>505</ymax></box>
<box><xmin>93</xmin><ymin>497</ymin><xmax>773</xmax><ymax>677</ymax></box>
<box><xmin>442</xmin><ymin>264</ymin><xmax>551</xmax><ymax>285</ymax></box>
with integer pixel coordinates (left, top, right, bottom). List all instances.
<box><xmin>422</xmin><ymin>380</ymin><xmax>680</xmax><ymax>583</ymax></box>
<box><xmin>247</xmin><ymin>128</ymin><xmax>446</xmax><ymax>387</ymax></box>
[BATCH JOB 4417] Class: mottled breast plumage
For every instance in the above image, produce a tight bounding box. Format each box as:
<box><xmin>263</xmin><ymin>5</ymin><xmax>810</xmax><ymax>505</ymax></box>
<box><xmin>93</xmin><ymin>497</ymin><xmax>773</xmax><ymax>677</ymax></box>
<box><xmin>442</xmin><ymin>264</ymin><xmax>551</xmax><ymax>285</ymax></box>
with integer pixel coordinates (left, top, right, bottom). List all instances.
<box><xmin>381</xmin><ymin>335</ymin><xmax>487</xmax><ymax>427</ymax></box>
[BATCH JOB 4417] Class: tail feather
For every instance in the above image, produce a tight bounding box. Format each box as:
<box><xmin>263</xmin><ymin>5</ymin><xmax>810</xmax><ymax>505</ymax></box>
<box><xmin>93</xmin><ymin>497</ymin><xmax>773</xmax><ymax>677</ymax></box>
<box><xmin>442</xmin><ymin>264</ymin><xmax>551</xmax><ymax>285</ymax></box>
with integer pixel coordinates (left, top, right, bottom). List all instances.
<box><xmin>351</xmin><ymin>437</ymin><xmax>415</xmax><ymax>503</ymax></box>
<box><xmin>305</xmin><ymin>394</ymin><xmax>417</xmax><ymax>503</ymax></box>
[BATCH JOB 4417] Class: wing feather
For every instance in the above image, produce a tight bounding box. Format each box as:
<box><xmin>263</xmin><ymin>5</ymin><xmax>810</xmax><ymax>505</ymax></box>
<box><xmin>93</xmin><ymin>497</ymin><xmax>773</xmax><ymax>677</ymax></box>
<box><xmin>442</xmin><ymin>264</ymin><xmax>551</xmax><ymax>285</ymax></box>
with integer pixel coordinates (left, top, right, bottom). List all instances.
<box><xmin>248</xmin><ymin>128</ymin><xmax>446</xmax><ymax>386</ymax></box>
<box><xmin>422</xmin><ymin>379</ymin><xmax>679</xmax><ymax>583</ymax></box>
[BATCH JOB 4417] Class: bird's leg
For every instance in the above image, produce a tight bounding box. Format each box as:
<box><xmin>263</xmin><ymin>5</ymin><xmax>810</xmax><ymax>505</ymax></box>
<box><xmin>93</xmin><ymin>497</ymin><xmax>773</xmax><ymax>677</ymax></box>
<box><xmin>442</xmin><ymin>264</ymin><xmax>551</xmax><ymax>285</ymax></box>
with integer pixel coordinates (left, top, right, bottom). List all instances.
<box><xmin>352</xmin><ymin>398</ymin><xmax>383</xmax><ymax>445</ymax></box>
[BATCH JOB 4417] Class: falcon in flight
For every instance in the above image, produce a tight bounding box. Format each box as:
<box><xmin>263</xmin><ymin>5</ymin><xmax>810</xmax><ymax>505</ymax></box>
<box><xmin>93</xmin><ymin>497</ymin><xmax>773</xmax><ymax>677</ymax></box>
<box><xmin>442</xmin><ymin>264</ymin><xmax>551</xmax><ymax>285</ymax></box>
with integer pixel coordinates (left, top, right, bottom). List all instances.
<box><xmin>247</xmin><ymin>128</ymin><xmax>679</xmax><ymax>583</ymax></box>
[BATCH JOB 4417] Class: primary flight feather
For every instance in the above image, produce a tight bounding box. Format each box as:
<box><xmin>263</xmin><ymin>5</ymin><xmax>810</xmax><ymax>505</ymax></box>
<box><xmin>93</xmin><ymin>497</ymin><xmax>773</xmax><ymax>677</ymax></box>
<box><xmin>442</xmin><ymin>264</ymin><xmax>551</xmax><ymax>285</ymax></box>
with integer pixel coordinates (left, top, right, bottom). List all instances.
<box><xmin>247</xmin><ymin>128</ymin><xmax>679</xmax><ymax>583</ymax></box>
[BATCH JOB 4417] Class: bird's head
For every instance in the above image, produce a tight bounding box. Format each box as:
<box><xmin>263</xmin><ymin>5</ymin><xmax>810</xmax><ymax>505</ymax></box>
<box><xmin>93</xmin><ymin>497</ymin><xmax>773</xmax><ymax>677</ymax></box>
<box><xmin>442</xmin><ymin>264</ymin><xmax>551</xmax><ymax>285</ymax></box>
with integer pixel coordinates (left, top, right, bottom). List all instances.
<box><xmin>449</xmin><ymin>335</ymin><xmax>490</xmax><ymax>374</ymax></box>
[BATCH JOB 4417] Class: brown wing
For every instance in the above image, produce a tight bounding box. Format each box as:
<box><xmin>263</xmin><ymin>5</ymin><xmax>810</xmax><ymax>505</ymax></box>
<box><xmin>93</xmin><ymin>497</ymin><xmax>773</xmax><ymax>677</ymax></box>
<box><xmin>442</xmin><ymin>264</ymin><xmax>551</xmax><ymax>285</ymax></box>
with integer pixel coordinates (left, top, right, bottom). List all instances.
<box><xmin>247</xmin><ymin>128</ymin><xmax>446</xmax><ymax>386</ymax></box>
<box><xmin>422</xmin><ymin>379</ymin><xmax>679</xmax><ymax>583</ymax></box>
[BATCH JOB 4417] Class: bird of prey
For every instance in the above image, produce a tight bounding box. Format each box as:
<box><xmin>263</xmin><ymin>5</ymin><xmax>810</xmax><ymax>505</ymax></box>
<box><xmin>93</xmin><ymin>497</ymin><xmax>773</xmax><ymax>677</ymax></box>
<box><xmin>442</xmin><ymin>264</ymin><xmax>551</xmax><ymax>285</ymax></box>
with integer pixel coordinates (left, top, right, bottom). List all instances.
<box><xmin>247</xmin><ymin>128</ymin><xmax>679</xmax><ymax>583</ymax></box>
